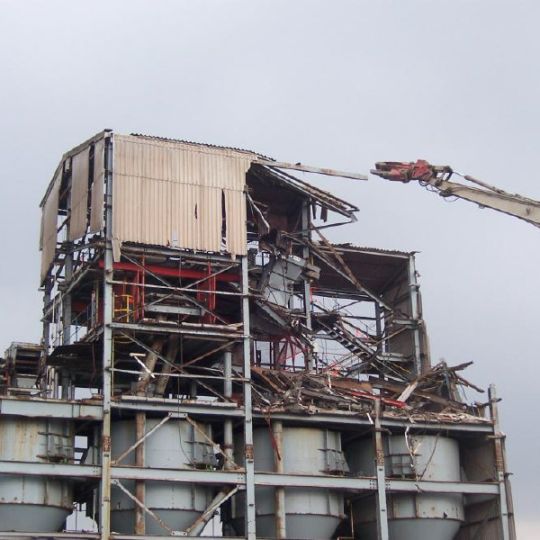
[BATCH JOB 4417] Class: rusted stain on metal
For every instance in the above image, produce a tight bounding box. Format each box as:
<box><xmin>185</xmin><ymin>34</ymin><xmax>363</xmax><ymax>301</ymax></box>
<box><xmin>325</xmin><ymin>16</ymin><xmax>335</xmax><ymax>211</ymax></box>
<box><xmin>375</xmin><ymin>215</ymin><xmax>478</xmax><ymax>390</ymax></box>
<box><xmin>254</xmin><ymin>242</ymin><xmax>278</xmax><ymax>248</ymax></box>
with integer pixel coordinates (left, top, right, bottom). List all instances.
<box><xmin>245</xmin><ymin>444</ymin><xmax>254</xmax><ymax>461</ymax></box>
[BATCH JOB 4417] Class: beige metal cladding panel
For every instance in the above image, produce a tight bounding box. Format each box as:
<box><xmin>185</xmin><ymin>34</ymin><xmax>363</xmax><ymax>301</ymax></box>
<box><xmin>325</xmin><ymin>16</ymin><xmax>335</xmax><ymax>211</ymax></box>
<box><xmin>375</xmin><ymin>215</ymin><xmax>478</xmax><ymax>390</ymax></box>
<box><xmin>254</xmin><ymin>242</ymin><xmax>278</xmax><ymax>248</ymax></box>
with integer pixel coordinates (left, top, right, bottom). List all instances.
<box><xmin>89</xmin><ymin>138</ymin><xmax>105</xmax><ymax>233</ymax></box>
<box><xmin>198</xmin><ymin>186</ymin><xmax>222</xmax><ymax>252</ymax></box>
<box><xmin>40</xmin><ymin>172</ymin><xmax>61</xmax><ymax>282</ymax></box>
<box><xmin>141</xmin><ymin>178</ymin><xmax>171</xmax><ymax>246</ymax></box>
<box><xmin>225</xmin><ymin>188</ymin><xmax>246</xmax><ymax>256</ymax></box>
<box><xmin>112</xmin><ymin>135</ymin><xmax>250</xmax><ymax>254</ymax></box>
<box><xmin>169</xmin><ymin>183</ymin><xmax>221</xmax><ymax>252</ymax></box>
<box><xmin>69</xmin><ymin>148</ymin><xmax>90</xmax><ymax>240</ymax></box>
<box><xmin>113</xmin><ymin>174</ymin><xmax>143</xmax><ymax>247</ymax></box>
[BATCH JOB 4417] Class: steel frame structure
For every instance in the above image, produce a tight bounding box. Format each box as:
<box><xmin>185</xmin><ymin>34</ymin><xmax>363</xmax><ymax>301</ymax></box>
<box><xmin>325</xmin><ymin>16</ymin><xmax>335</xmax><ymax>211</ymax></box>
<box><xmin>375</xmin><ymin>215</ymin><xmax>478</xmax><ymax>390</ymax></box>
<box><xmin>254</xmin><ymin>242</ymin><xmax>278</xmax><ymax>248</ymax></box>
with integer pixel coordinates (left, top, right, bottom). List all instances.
<box><xmin>0</xmin><ymin>131</ymin><xmax>515</xmax><ymax>540</ymax></box>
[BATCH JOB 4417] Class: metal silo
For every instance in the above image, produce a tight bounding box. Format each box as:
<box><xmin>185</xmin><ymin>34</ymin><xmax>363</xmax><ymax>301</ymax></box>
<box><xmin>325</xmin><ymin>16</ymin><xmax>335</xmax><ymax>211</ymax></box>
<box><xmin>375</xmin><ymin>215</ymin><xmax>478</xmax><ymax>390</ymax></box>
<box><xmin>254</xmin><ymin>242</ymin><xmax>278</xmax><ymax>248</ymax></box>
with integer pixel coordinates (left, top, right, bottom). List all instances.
<box><xmin>229</xmin><ymin>425</ymin><xmax>346</xmax><ymax>539</ymax></box>
<box><xmin>0</xmin><ymin>417</ymin><xmax>73</xmax><ymax>533</ymax></box>
<box><xmin>346</xmin><ymin>434</ymin><xmax>464</xmax><ymax>540</ymax></box>
<box><xmin>108</xmin><ymin>417</ymin><xmax>215</xmax><ymax>535</ymax></box>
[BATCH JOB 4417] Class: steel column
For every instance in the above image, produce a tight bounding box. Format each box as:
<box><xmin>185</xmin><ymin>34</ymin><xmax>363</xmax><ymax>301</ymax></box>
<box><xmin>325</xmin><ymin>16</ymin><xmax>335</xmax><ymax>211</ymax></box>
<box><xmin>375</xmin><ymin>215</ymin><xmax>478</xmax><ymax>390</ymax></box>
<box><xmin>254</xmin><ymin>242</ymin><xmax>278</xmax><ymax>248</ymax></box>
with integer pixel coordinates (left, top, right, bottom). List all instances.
<box><xmin>489</xmin><ymin>385</ymin><xmax>512</xmax><ymax>540</ymax></box>
<box><xmin>241</xmin><ymin>255</ymin><xmax>257</xmax><ymax>540</ymax></box>
<box><xmin>61</xmin><ymin>202</ymin><xmax>73</xmax><ymax>399</ymax></box>
<box><xmin>407</xmin><ymin>254</ymin><xmax>423</xmax><ymax>376</ymax></box>
<box><xmin>40</xmin><ymin>278</ymin><xmax>53</xmax><ymax>396</ymax></box>
<box><xmin>301</xmin><ymin>202</ymin><xmax>314</xmax><ymax>371</ymax></box>
<box><xmin>273</xmin><ymin>420</ymin><xmax>287</xmax><ymax>539</ymax></box>
<box><xmin>99</xmin><ymin>132</ymin><xmax>114</xmax><ymax>540</ymax></box>
<box><xmin>374</xmin><ymin>399</ymin><xmax>389</xmax><ymax>540</ymax></box>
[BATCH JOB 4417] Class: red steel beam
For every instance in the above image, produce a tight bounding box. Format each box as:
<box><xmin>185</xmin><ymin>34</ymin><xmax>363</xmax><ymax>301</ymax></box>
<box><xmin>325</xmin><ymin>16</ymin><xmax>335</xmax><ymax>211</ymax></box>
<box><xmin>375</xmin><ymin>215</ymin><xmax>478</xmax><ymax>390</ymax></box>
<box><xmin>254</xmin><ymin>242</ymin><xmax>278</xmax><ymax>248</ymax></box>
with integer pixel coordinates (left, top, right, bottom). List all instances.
<box><xmin>97</xmin><ymin>260</ymin><xmax>239</xmax><ymax>282</ymax></box>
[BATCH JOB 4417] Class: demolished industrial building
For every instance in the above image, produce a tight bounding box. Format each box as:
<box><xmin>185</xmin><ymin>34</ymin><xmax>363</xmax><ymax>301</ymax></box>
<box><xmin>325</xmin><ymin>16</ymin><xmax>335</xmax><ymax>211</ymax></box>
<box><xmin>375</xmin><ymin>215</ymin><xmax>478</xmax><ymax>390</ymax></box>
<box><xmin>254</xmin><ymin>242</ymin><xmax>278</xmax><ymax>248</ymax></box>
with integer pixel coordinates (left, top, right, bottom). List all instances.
<box><xmin>0</xmin><ymin>130</ymin><xmax>515</xmax><ymax>539</ymax></box>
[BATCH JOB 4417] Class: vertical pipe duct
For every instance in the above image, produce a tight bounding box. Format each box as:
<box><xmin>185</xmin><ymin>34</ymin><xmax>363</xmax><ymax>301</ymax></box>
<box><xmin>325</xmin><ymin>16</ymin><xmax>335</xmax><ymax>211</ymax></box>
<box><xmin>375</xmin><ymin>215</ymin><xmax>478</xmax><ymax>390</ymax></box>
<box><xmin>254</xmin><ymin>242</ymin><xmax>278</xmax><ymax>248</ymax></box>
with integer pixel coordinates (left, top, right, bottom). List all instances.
<box><xmin>273</xmin><ymin>420</ymin><xmax>287</xmax><ymax>539</ymax></box>
<box><xmin>223</xmin><ymin>350</ymin><xmax>234</xmax><ymax>469</ymax></box>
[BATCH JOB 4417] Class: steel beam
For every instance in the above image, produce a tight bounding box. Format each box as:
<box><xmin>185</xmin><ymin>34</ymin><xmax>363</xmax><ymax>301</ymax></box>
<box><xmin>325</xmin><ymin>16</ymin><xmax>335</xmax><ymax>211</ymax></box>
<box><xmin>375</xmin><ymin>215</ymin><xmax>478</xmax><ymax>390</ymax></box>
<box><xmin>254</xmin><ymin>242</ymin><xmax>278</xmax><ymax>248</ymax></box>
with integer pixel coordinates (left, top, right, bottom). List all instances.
<box><xmin>0</xmin><ymin>396</ymin><xmax>103</xmax><ymax>419</ymax></box>
<box><xmin>0</xmin><ymin>396</ymin><xmax>495</xmax><ymax>433</ymax></box>
<box><xmin>0</xmin><ymin>535</ymin><xmax>244</xmax><ymax>540</ymax></box>
<box><xmin>0</xmin><ymin>460</ymin><xmax>500</xmax><ymax>495</ymax></box>
<box><xmin>0</xmin><ymin>460</ymin><xmax>101</xmax><ymax>479</ymax></box>
<box><xmin>255</xmin><ymin>473</ymin><xmax>500</xmax><ymax>494</ymax></box>
<box><xmin>110</xmin><ymin>321</ymin><xmax>241</xmax><ymax>340</ymax></box>
<box><xmin>113</xmin><ymin>396</ymin><xmax>243</xmax><ymax>417</ymax></box>
<box><xmin>255</xmin><ymin>159</ymin><xmax>368</xmax><ymax>181</ymax></box>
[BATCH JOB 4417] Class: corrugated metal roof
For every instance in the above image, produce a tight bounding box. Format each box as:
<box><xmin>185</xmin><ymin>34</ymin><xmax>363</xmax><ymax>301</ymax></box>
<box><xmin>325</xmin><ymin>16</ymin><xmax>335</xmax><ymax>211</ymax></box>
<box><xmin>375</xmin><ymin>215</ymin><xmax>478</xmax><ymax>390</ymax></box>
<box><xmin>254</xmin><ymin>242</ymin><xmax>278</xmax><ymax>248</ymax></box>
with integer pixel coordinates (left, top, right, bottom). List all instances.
<box><xmin>316</xmin><ymin>243</ymin><xmax>411</xmax><ymax>295</ymax></box>
<box><xmin>327</xmin><ymin>243</ymin><xmax>413</xmax><ymax>257</ymax></box>
<box><xmin>130</xmin><ymin>132</ymin><xmax>272</xmax><ymax>160</ymax></box>
<box><xmin>132</xmin><ymin>133</ymin><xmax>359</xmax><ymax>216</ymax></box>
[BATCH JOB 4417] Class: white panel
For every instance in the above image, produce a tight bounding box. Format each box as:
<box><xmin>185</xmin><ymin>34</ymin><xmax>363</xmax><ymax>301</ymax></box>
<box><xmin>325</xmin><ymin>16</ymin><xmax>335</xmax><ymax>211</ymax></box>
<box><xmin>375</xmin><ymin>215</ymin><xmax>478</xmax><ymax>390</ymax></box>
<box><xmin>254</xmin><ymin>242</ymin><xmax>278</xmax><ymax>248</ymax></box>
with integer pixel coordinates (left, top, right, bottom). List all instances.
<box><xmin>69</xmin><ymin>148</ymin><xmax>90</xmax><ymax>240</ymax></box>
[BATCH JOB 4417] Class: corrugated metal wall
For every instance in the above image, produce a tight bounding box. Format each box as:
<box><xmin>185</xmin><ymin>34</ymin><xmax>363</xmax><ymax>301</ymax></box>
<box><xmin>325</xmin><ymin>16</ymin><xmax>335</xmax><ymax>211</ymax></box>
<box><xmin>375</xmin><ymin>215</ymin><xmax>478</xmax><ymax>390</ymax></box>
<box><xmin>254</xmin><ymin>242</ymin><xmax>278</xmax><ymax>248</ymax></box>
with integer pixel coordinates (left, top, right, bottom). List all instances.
<box><xmin>112</xmin><ymin>135</ymin><xmax>251</xmax><ymax>256</ymax></box>
<box><xmin>69</xmin><ymin>148</ymin><xmax>90</xmax><ymax>241</ymax></box>
<box><xmin>40</xmin><ymin>171</ymin><xmax>61</xmax><ymax>282</ymax></box>
<box><xmin>89</xmin><ymin>138</ymin><xmax>104</xmax><ymax>233</ymax></box>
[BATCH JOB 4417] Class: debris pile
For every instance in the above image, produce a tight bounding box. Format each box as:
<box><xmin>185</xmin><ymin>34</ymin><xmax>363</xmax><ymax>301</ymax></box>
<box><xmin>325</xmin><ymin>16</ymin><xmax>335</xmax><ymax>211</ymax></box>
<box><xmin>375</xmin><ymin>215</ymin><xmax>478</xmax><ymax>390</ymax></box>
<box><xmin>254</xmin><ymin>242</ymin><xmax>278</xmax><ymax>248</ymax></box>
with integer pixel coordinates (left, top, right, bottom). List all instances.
<box><xmin>250</xmin><ymin>360</ymin><xmax>489</xmax><ymax>425</ymax></box>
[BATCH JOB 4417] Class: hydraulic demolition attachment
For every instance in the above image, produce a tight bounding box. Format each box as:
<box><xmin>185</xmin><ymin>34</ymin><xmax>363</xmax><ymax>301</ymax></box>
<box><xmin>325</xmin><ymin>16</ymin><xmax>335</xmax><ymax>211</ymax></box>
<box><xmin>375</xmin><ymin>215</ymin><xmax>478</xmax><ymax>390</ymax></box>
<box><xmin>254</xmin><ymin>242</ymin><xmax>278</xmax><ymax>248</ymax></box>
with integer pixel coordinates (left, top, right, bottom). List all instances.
<box><xmin>372</xmin><ymin>159</ymin><xmax>540</xmax><ymax>228</ymax></box>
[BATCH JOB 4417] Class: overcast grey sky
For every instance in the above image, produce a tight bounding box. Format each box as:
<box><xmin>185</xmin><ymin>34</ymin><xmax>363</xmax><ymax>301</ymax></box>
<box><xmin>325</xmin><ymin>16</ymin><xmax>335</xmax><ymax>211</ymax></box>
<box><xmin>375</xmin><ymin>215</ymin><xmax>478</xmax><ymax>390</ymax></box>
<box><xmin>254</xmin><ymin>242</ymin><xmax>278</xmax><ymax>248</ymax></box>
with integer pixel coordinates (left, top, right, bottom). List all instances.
<box><xmin>1</xmin><ymin>0</ymin><xmax>539</xmax><ymax>537</ymax></box>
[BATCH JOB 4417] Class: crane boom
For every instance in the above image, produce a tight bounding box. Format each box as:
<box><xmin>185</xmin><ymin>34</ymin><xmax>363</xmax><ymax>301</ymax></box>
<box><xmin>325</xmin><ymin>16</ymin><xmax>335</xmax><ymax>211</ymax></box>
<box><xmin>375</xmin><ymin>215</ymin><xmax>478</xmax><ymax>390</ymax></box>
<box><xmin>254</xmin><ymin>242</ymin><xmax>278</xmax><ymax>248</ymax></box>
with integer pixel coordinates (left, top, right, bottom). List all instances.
<box><xmin>371</xmin><ymin>160</ymin><xmax>540</xmax><ymax>228</ymax></box>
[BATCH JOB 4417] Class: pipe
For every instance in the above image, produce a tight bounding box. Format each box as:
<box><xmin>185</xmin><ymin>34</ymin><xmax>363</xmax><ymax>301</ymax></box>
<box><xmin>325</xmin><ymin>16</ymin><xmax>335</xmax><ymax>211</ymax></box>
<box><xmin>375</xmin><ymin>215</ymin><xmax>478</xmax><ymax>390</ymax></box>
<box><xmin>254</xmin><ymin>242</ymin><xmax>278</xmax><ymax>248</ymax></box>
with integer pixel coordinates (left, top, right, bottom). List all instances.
<box><xmin>135</xmin><ymin>337</ymin><xmax>165</xmax><ymax>395</ymax></box>
<box><xmin>273</xmin><ymin>420</ymin><xmax>286</xmax><ymax>539</ymax></box>
<box><xmin>223</xmin><ymin>351</ymin><xmax>234</xmax><ymax>469</ymax></box>
<box><xmin>155</xmin><ymin>335</ymin><xmax>180</xmax><ymax>396</ymax></box>
<box><xmin>134</xmin><ymin>412</ymin><xmax>145</xmax><ymax>535</ymax></box>
<box><xmin>185</xmin><ymin>486</ymin><xmax>239</xmax><ymax>536</ymax></box>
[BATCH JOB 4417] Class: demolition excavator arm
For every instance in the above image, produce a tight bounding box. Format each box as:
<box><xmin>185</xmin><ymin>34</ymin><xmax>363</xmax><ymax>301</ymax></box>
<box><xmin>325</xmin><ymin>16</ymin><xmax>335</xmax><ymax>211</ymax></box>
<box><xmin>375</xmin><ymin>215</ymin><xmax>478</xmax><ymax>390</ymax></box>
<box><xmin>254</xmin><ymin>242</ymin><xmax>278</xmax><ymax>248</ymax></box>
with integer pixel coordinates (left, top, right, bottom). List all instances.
<box><xmin>371</xmin><ymin>160</ymin><xmax>540</xmax><ymax>228</ymax></box>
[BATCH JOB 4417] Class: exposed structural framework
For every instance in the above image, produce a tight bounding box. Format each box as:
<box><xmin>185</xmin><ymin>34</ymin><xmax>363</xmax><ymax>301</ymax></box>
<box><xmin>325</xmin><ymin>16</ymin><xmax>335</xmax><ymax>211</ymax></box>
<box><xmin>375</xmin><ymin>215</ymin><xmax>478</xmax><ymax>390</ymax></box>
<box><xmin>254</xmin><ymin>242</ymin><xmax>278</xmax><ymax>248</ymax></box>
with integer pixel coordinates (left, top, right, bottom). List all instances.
<box><xmin>0</xmin><ymin>131</ymin><xmax>515</xmax><ymax>540</ymax></box>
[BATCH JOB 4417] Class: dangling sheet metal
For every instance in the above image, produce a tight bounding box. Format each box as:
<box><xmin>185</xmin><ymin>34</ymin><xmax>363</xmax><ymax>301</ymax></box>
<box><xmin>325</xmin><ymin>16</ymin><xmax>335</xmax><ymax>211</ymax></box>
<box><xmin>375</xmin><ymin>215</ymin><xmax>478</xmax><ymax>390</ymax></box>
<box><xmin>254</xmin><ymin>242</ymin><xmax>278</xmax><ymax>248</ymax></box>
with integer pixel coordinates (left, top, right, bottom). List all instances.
<box><xmin>69</xmin><ymin>147</ymin><xmax>90</xmax><ymax>240</ymax></box>
<box><xmin>40</xmin><ymin>170</ymin><xmax>61</xmax><ymax>282</ymax></box>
